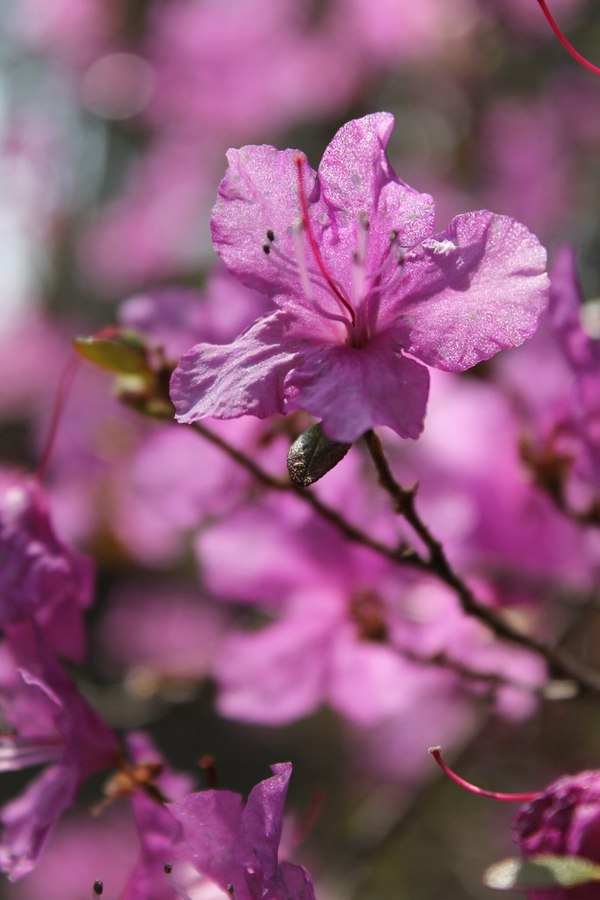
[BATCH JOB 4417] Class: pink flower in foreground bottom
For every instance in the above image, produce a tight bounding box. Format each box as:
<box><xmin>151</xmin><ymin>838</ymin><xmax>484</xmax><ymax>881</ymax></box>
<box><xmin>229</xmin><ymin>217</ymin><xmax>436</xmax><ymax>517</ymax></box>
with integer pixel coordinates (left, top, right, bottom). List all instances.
<box><xmin>169</xmin><ymin>763</ymin><xmax>315</xmax><ymax>899</ymax></box>
<box><xmin>171</xmin><ymin>112</ymin><xmax>549</xmax><ymax>442</ymax></box>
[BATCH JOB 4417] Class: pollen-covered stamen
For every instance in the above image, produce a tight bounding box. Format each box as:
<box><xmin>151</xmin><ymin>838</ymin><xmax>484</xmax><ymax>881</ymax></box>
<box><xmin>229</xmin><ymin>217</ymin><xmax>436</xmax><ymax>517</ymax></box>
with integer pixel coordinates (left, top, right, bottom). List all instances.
<box><xmin>92</xmin><ymin>880</ymin><xmax>104</xmax><ymax>897</ymax></box>
<box><xmin>429</xmin><ymin>746</ymin><xmax>542</xmax><ymax>802</ymax></box>
<box><xmin>536</xmin><ymin>0</ymin><xmax>600</xmax><ymax>76</ymax></box>
<box><xmin>294</xmin><ymin>154</ymin><xmax>356</xmax><ymax>327</ymax></box>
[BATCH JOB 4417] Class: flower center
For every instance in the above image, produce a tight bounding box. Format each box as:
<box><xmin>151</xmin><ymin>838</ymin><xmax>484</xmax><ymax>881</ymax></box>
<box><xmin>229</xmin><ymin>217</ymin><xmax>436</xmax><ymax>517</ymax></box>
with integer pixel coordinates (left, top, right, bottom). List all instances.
<box><xmin>349</xmin><ymin>589</ymin><xmax>389</xmax><ymax>642</ymax></box>
<box><xmin>261</xmin><ymin>156</ymin><xmax>407</xmax><ymax>345</ymax></box>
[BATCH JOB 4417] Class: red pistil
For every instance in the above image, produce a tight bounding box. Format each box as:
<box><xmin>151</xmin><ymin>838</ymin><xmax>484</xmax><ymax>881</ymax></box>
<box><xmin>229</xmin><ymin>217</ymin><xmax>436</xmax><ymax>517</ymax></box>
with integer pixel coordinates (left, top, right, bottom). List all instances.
<box><xmin>36</xmin><ymin>354</ymin><xmax>80</xmax><ymax>482</ymax></box>
<box><xmin>294</xmin><ymin>154</ymin><xmax>356</xmax><ymax>327</ymax></box>
<box><xmin>536</xmin><ymin>0</ymin><xmax>600</xmax><ymax>76</ymax></box>
<box><xmin>429</xmin><ymin>746</ymin><xmax>542</xmax><ymax>802</ymax></box>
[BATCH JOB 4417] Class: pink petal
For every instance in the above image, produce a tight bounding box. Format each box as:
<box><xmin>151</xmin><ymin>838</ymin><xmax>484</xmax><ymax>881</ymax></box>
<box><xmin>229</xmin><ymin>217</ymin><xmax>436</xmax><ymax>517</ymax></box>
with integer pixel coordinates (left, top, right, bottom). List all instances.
<box><xmin>318</xmin><ymin>113</ymin><xmax>434</xmax><ymax>283</ymax></box>
<box><xmin>0</xmin><ymin>765</ymin><xmax>76</xmax><ymax>880</ymax></box>
<box><xmin>170</xmin><ymin>313</ymin><xmax>301</xmax><ymax>423</ymax></box>
<box><xmin>283</xmin><ymin>336</ymin><xmax>430</xmax><ymax>442</ymax></box>
<box><xmin>328</xmin><ymin>627</ymin><xmax>421</xmax><ymax>726</ymax></box>
<box><xmin>396</xmin><ymin>211</ymin><xmax>549</xmax><ymax>371</ymax></box>
<box><xmin>211</xmin><ymin>144</ymin><xmax>318</xmax><ymax>299</ymax></box>
<box><xmin>214</xmin><ymin>596</ymin><xmax>338</xmax><ymax>725</ymax></box>
<box><xmin>241</xmin><ymin>763</ymin><xmax>291</xmax><ymax>882</ymax></box>
<box><xmin>169</xmin><ymin>791</ymin><xmax>243</xmax><ymax>887</ymax></box>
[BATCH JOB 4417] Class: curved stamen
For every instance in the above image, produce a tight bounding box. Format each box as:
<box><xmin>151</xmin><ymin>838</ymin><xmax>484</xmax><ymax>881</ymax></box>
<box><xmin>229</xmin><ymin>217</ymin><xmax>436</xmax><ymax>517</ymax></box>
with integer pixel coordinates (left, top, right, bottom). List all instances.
<box><xmin>294</xmin><ymin>155</ymin><xmax>356</xmax><ymax>327</ymax></box>
<box><xmin>536</xmin><ymin>0</ymin><xmax>600</xmax><ymax>76</ymax></box>
<box><xmin>429</xmin><ymin>747</ymin><xmax>542</xmax><ymax>802</ymax></box>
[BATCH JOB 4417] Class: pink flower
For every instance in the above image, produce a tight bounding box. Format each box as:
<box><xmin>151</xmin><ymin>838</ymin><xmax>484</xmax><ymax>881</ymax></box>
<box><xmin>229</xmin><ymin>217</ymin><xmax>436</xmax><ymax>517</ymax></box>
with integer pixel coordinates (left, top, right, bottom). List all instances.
<box><xmin>514</xmin><ymin>770</ymin><xmax>600</xmax><ymax>900</ymax></box>
<box><xmin>169</xmin><ymin>763</ymin><xmax>315</xmax><ymax>900</ymax></box>
<box><xmin>171</xmin><ymin>113</ymin><xmax>549</xmax><ymax>443</ymax></box>
<box><xmin>0</xmin><ymin>625</ymin><xmax>118</xmax><ymax>880</ymax></box>
<box><xmin>0</xmin><ymin>474</ymin><xmax>93</xmax><ymax>662</ymax></box>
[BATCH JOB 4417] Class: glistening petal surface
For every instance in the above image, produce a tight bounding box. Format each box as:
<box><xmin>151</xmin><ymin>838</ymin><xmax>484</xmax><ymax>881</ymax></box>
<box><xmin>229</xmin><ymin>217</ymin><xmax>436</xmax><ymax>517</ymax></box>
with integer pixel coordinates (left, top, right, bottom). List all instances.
<box><xmin>395</xmin><ymin>211</ymin><xmax>549</xmax><ymax>371</ymax></box>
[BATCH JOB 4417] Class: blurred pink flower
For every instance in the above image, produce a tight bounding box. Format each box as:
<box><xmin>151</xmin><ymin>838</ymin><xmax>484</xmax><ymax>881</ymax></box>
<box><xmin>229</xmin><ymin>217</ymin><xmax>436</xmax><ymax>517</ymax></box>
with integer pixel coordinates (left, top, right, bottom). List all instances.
<box><xmin>144</xmin><ymin>0</ymin><xmax>360</xmax><ymax>140</ymax></box>
<box><xmin>514</xmin><ymin>769</ymin><xmax>600</xmax><ymax>900</ymax></box>
<box><xmin>0</xmin><ymin>625</ymin><xmax>118</xmax><ymax>880</ymax></box>
<box><xmin>169</xmin><ymin>763</ymin><xmax>316</xmax><ymax>900</ymax></box>
<box><xmin>0</xmin><ymin>473</ymin><xmax>93</xmax><ymax>662</ymax></box>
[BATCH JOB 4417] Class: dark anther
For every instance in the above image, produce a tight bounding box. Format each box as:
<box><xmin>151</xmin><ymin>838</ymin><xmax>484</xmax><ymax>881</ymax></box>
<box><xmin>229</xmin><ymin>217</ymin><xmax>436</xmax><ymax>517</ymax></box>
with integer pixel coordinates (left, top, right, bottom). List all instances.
<box><xmin>390</xmin><ymin>229</ymin><xmax>398</xmax><ymax>242</ymax></box>
<box><xmin>262</xmin><ymin>244</ymin><xmax>270</xmax><ymax>255</ymax></box>
<box><xmin>164</xmin><ymin>863</ymin><xmax>173</xmax><ymax>875</ymax></box>
<box><xmin>93</xmin><ymin>881</ymin><xmax>104</xmax><ymax>896</ymax></box>
<box><xmin>266</xmin><ymin>229</ymin><xmax>275</xmax><ymax>242</ymax></box>
<box><xmin>227</xmin><ymin>885</ymin><xmax>235</xmax><ymax>895</ymax></box>
<box><xmin>397</xmin><ymin>251</ymin><xmax>405</xmax><ymax>266</ymax></box>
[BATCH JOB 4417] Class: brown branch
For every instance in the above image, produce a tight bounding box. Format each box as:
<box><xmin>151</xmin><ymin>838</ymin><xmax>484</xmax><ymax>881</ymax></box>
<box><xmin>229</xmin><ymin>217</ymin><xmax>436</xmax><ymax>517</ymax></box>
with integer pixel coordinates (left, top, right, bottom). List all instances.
<box><xmin>400</xmin><ymin>646</ymin><xmax>540</xmax><ymax>696</ymax></box>
<box><xmin>189</xmin><ymin>421</ymin><xmax>422</xmax><ymax>568</ymax></box>
<box><xmin>142</xmin><ymin>405</ymin><xmax>600</xmax><ymax>695</ymax></box>
<box><xmin>362</xmin><ymin>429</ymin><xmax>600</xmax><ymax>693</ymax></box>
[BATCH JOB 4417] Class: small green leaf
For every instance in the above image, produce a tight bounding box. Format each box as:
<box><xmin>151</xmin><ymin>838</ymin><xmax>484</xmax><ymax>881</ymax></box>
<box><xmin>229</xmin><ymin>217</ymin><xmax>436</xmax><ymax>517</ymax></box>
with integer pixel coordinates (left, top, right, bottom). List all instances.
<box><xmin>74</xmin><ymin>334</ymin><xmax>149</xmax><ymax>375</ymax></box>
<box><xmin>484</xmin><ymin>855</ymin><xmax>600</xmax><ymax>891</ymax></box>
<box><xmin>287</xmin><ymin>423</ymin><xmax>352</xmax><ymax>487</ymax></box>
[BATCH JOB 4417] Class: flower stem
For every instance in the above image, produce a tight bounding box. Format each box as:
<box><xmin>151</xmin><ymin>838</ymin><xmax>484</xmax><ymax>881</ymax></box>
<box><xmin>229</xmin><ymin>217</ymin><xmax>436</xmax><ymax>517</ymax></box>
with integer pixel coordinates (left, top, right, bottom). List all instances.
<box><xmin>536</xmin><ymin>0</ymin><xmax>600</xmax><ymax>76</ymax></box>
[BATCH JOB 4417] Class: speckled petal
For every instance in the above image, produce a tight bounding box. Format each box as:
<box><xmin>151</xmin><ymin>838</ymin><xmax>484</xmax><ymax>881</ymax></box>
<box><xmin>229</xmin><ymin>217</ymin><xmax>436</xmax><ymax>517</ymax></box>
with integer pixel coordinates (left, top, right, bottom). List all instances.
<box><xmin>319</xmin><ymin>112</ymin><xmax>434</xmax><ymax>245</ymax></box>
<box><xmin>211</xmin><ymin>144</ymin><xmax>319</xmax><ymax>299</ymax></box>
<box><xmin>317</xmin><ymin>113</ymin><xmax>435</xmax><ymax>293</ymax></box>
<box><xmin>395</xmin><ymin>211</ymin><xmax>549</xmax><ymax>372</ymax></box>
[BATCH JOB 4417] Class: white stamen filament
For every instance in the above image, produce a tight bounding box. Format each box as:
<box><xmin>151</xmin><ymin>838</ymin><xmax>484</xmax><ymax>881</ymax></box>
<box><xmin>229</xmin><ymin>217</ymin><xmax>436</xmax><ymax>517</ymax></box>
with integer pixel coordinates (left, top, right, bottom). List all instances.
<box><xmin>351</xmin><ymin>213</ymin><xmax>370</xmax><ymax>308</ymax></box>
<box><xmin>0</xmin><ymin>735</ymin><xmax>63</xmax><ymax>771</ymax></box>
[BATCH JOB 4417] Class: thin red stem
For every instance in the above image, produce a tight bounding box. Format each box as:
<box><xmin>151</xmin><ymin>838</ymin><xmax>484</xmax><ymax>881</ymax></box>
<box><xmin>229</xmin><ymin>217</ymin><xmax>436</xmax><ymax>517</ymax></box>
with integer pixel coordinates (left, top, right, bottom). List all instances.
<box><xmin>536</xmin><ymin>0</ymin><xmax>600</xmax><ymax>76</ymax></box>
<box><xmin>294</xmin><ymin>155</ymin><xmax>356</xmax><ymax>327</ymax></box>
<box><xmin>428</xmin><ymin>747</ymin><xmax>541</xmax><ymax>802</ymax></box>
<box><xmin>36</xmin><ymin>355</ymin><xmax>80</xmax><ymax>481</ymax></box>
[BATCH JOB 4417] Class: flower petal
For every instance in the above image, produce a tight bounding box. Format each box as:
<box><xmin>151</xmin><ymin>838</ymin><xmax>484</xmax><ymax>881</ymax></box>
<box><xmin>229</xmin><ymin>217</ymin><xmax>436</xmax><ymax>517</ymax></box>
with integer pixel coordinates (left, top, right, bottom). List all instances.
<box><xmin>170</xmin><ymin>313</ymin><xmax>302</xmax><ymax>423</ymax></box>
<box><xmin>211</xmin><ymin>144</ymin><xmax>317</xmax><ymax>299</ymax></box>
<box><xmin>169</xmin><ymin>790</ymin><xmax>243</xmax><ymax>889</ymax></box>
<box><xmin>214</xmin><ymin>606</ymin><xmax>333</xmax><ymax>725</ymax></box>
<box><xmin>0</xmin><ymin>765</ymin><xmax>76</xmax><ymax>880</ymax></box>
<box><xmin>396</xmin><ymin>211</ymin><xmax>549</xmax><ymax>371</ymax></box>
<box><xmin>318</xmin><ymin>112</ymin><xmax>434</xmax><ymax>251</ymax></box>
<box><xmin>241</xmin><ymin>763</ymin><xmax>292</xmax><ymax>883</ymax></box>
<box><xmin>283</xmin><ymin>337</ymin><xmax>430</xmax><ymax>442</ymax></box>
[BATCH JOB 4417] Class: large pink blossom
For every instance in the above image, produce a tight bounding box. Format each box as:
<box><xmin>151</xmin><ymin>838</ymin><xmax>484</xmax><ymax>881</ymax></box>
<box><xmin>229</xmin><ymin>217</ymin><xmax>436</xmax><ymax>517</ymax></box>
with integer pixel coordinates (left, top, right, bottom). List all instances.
<box><xmin>171</xmin><ymin>113</ymin><xmax>549</xmax><ymax>443</ymax></box>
